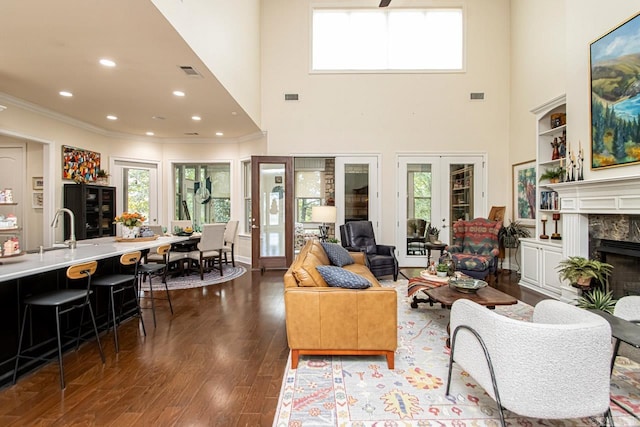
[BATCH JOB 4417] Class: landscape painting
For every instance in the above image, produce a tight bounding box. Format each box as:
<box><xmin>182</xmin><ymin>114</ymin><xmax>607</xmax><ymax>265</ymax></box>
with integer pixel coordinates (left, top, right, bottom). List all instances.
<box><xmin>512</xmin><ymin>160</ymin><xmax>536</xmax><ymax>227</ymax></box>
<box><xmin>591</xmin><ymin>12</ymin><xmax>640</xmax><ymax>169</ymax></box>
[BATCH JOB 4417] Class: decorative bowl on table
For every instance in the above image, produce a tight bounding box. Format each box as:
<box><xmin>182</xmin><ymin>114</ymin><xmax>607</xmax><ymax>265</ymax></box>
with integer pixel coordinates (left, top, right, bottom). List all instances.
<box><xmin>449</xmin><ymin>278</ymin><xmax>488</xmax><ymax>293</ymax></box>
<box><xmin>175</xmin><ymin>231</ymin><xmax>194</xmax><ymax>237</ymax></box>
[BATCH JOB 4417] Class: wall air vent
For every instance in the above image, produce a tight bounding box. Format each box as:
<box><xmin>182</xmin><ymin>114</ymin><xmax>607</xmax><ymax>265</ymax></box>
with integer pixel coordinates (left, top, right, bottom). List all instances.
<box><xmin>470</xmin><ymin>92</ymin><xmax>485</xmax><ymax>101</ymax></box>
<box><xmin>179</xmin><ymin>65</ymin><xmax>203</xmax><ymax>78</ymax></box>
<box><xmin>285</xmin><ymin>93</ymin><xmax>299</xmax><ymax>101</ymax></box>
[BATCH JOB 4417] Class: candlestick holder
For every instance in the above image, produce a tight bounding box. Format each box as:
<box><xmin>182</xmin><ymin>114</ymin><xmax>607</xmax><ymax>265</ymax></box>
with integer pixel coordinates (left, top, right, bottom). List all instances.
<box><xmin>540</xmin><ymin>219</ymin><xmax>549</xmax><ymax>239</ymax></box>
<box><xmin>551</xmin><ymin>213</ymin><xmax>561</xmax><ymax>240</ymax></box>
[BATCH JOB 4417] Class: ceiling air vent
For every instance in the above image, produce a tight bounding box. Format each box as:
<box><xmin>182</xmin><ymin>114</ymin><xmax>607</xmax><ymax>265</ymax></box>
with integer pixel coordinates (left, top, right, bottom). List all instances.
<box><xmin>184</xmin><ymin>132</ymin><xmax>200</xmax><ymax>136</ymax></box>
<box><xmin>179</xmin><ymin>65</ymin><xmax>203</xmax><ymax>78</ymax></box>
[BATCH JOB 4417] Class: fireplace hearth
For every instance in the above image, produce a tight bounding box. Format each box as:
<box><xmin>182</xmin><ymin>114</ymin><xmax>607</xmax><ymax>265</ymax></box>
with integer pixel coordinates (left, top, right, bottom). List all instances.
<box><xmin>596</xmin><ymin>238</ymin><xmax>640</xmax><ymax>298</ymax></box>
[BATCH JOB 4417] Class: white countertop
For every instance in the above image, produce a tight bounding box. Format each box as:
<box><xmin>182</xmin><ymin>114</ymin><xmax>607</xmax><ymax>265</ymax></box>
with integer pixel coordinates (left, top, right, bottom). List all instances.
<box><xmin>0</xmin><ymin>235</ymin><xmax>189</xmax><ymax>282</ymax></box>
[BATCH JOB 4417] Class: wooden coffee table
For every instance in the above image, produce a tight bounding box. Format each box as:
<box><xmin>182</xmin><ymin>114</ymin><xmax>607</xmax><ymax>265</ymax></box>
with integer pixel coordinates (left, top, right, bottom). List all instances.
<box><xmin>425</xmin><ymin>284</ymin><xmax>517</xmax><ymax>310</ymax></box>
<box><xmin>425</xmin><ymin>284</ymin><xmax>517</xmax><ymax>346</ymax></box>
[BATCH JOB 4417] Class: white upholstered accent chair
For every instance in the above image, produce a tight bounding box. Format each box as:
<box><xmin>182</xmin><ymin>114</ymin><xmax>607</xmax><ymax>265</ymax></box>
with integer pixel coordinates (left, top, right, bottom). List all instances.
<box><xmin>614</xmin><ymin>295</ymin><xmax>640</xmax><ymax>322</ymax></box>
<box><xmin>446</xmin><ymin>299</ymin><xmax>613</xmax><ymax>426</ymax></box>
<box><xmin>614</xmin><ymin>295</ymin><xmax>640</xmax><ymax>362</ymax></box>
<box><xmin>187</xmin><ymin>223</ymin><xmax>226</xmax><ymax>280</ymax></box>
<box><xmin>222</xmin><ymin>220</ymin><xmax>239</xmax><ymax>267</ymax></box>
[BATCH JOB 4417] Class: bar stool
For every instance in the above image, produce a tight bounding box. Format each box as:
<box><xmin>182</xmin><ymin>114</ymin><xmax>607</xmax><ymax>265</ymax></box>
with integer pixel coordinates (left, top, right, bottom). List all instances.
<box><xmin>13</xmin><ymin>260</ymin><xmax>106</xmax><ymax>389</ymax></box>
<box><xmin>91</xmin><ymin>251</ymin><xmax>146</xmax><ymax>353</ymax></box>
<box><xmin>139</xmin><ymin>244</ymin><xmax>174</xmax><ymax>327</ymax></box>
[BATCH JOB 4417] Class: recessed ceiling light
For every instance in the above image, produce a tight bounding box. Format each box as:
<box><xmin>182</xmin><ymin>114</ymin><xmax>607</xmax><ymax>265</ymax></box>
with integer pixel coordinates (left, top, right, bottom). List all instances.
<box><xmin>191</xmin><ymin>115</ymin><xmax>201</xmax><ymax>121</ymax></box>
<box><xmin>173</xmin><ymin>90</ymin><xmax>185</xmax><ymax>97</ymax></box>
<box><xmin>106</xmin><ymin>115</ymin><xmax>118</xmax><ymax>120</ymax></box>
<box><xmin>231</xmin><ymin>111</ymin><xmax>238</xmax><ymax>116</ymax></box>
<box><xmin>215</xmin><ymin>132</ymin><xmax>224</xmax><ymax>136</ymax></box>
<box><xmin>59</xmin><ymin>91</ymin><xmax>73</xmax><ymax>97</ymax></box>
<box><xmin>99</xmin><ymin>58</ymin><xmax>116</xmax><ymax>67</ymax></box>
<box><xmin>146</xmin><ymin>131</ymin><xmax>155</xmax><ymax>136</ymax></box>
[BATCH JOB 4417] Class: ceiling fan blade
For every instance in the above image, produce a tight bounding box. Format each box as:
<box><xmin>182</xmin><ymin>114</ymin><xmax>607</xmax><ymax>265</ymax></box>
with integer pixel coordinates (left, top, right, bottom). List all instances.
<box><xmin>379</xmin><ymin>0</ymin><xmax>391</xmax><ymax>7</ymax></box>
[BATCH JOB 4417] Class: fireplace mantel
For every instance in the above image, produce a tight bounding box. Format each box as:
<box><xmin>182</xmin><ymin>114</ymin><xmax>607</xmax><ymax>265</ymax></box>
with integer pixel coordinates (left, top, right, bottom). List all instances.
<box><xmin>549</xmin><ymin>175</ymin><xmax>640</xmax><ymax>214</ymax></box>
<box><xmin>541</xmin><ymin>175</ymin><xmax>640</xmax><ymax>302</ymax></box>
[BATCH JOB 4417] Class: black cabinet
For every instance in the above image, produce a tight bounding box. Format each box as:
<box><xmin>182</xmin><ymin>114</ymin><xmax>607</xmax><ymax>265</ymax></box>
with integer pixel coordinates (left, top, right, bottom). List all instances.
<box><xmin>64</xmin><ymin>184</ymin><xmax>116</xmax><ymax>240</ymax></box>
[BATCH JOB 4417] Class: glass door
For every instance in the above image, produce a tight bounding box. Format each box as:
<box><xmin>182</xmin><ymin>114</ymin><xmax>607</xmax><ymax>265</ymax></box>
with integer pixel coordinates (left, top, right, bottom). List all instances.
<box><xmin>335</xmin><ymin>156</ymin><xmax>379</xmax><ymax>236</ymax></box>
<box><xmin>112</xmin><ymin>159</ymin><xmax>159</xmax><ymax>226</ymax></box>
<box><xmin>397</xmin><ymin>155</ymin><xmax>484</xmax><ymax>267</ymax></box>
<box><xmin>251</xmin><ymin>156</ymin><xmax>294</xmax><ymax>271</ymax></box>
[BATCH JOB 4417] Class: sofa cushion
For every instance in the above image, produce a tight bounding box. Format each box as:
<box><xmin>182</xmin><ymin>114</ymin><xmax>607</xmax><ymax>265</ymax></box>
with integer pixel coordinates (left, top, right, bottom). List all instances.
<box><xmin>343</xmin><ymin>263</ymin><xmax>381</xmax><ymax>287</ymax></box>
<box><xmin>291</xmin><ymin>240</ymin><xmax>330</xmax><ymax>287</ymax></box>
<box><xmin>321</xmin><ymin>242</ymin><xmax>354</xmax><ymax>267</ymax></box>
<box><xmin>316</xmin><ymin>265</ymin><xmax>371</xmax><ymax>289</ymax></box>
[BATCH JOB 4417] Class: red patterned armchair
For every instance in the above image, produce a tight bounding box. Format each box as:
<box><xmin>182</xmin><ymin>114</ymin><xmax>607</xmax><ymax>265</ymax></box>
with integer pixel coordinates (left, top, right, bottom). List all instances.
<box><xmin>440</xmin><ymin>218</ymin><xmax>501</xmax><ymax>281</ymax></box>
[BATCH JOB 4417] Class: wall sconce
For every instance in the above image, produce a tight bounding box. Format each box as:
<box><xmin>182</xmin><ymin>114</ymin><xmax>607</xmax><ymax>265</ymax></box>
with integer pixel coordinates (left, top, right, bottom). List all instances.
<box><xmin>312</xmin><ymin>206</ymin><xmax>337</xmax><ymax>242</ymax></box>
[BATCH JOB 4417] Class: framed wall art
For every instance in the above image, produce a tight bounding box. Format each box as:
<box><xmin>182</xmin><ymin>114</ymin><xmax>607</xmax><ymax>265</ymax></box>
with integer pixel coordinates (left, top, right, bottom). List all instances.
<box><xmin>32</xmin><ymin>176</ymin><xmax>44</xmax><ymax>190</ymax></box>
<box><xmin>62</xmin><ymin>145</ymin><xmax>101</xmax><ymax>181</ymax></box>
<box><xmin>591</xmin><ymin>12</ymin><xmax>640</xmax><ymax>169</ymax></box>
<box><xmin>512</xmin><ymin>160</ymin><xmax>536</xmax><ymax>226</ymax></box>
<box><xmin>32</xmin><ymin>192</ymin><xmax>43</xmax><ymax>209</ymax></box>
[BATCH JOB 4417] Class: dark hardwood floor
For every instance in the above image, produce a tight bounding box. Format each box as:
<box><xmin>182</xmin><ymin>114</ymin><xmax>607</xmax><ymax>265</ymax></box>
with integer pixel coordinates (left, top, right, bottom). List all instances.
<box><xmin>0</xmin><ymin>266</ymin><xmax>542</xmax><ymax>426</ymax></box>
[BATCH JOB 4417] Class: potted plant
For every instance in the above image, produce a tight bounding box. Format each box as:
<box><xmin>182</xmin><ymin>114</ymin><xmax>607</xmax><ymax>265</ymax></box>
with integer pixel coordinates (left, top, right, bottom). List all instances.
<box><xmin>577</xmin><ymin>287</ymin><xmax>617</xmax><ymax>314</ymax></box>
<box><xmin>557</xmin><ymin>256</ymin><xmax>614</xmax><ymax>288</ymax></box>
<box><xmin>539</xmin><ymin>166</ymin><xmax>565</xmax><ymax>183</ymax></box>
<box><xmin>427</xmin><ymin>223</ymin><xmax>441</xmax><ymax>243</ymax></box>
<box><xmin>96</xmin><ymin>169</ymin><xmax>110</xmax><ymax>185</ymax></box>
<box><xmin>498</xmin><ymin>220</ymin><xmax>531</xmax><ymax>248</ymax></box>
<box><xmin>436</xmin><ymin>263</ymin><xmax>449</xmax><ymax>277</ymax></box>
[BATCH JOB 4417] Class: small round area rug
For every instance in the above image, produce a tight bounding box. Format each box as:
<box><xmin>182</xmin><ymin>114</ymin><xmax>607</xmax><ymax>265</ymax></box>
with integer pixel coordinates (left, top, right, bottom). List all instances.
<box><xmin>141</xmin><ymin>265</ymin><xmax>247</xmax><ymax>291</ymax></box>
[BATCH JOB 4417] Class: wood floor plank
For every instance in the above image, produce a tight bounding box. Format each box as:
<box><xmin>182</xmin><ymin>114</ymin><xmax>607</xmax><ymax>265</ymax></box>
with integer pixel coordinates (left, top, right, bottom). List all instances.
<box><xmin>0</xmin><ymin>266</ymin><xmax>534</xmax><ymax>425</ymax></box>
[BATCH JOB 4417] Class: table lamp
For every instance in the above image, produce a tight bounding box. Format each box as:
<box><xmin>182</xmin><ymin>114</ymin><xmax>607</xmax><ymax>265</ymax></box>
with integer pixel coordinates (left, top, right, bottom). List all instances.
<box><xmin>312</xmin><ymin>206</ymin><xmax>337</xmax><ymax>242</ymax></box>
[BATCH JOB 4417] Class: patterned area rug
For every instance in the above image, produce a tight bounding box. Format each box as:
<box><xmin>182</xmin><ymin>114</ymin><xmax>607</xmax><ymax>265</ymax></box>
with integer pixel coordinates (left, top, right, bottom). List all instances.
<box><xmin>140</xmin><ymin>265</ymin><xmax>246</xmax><ymax>291</ymax></box>
<box><xmin>273</xmin><ymin>280</ymin><xmax>640</xmax><ymax>426</ymax></box>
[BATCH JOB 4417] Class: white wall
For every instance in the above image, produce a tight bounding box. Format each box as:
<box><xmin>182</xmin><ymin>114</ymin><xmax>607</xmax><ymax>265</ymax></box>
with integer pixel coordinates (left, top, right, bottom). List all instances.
<box><xmin>509</xmin><ymin>0</ymin><xmax>566</xmax><ymax>181</ymax></box>
<box><xmin>261</xmin><ymin>0</ymin><xmax>512</xmax><ymax>243</ymax></box>
<box><xmin>152</xmin><ymin>0</ymin><xmax>262</xmax><ymax>127</ymax></box>
<box><xmin>565</xmin><ymin>0</ymin><xmax>640</xmax><ymax>181</ymax></box>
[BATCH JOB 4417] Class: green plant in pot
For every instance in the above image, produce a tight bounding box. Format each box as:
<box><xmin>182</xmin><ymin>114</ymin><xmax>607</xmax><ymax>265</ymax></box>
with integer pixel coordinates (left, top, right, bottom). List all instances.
<box><xmin>557</xmin><ymin>256</ymin><xmax>613</xmax><ymax>288</ymax></box>
<box><xmin>539</xmin><ymin>166</ymin><xmax>565</xmax><ymax>183</ymax></box>
<box><xmin>498</xmin><ymin>220</ymin><xmax>531</xmax><ymax>249</ymax></box>
<box><xmin>436</xmin><ymin>262</ymin><xmax>449</xmax><ymax>277</ymax></box>
<box><xmin>577</xmin><ymin>287</ymin><xmax>617</xmax><ymax>314</ymax></box>
<box><xmin>427</xmin><ymin>223</ymin><xmax>441</xmax><ymax>244</ymax></box>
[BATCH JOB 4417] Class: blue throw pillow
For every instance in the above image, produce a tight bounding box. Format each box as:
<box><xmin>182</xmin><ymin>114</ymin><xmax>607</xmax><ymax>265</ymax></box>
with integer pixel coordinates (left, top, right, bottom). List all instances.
<box><xmin>321</xmin><ymin>242</ymin><xmax>354</xmax><ymax>267</ymax></box>
<box><xmin>316</xmin><ymin>265</ymin><xmax>371</xmax><ymax>289</ymax></box>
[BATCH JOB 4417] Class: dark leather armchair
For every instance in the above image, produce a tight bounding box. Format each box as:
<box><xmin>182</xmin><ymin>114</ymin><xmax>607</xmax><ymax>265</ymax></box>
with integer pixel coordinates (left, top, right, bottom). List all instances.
<box><xmin>340</xmin><ymin>221</ymin><xmax>398</xmax><ymax>281</ymax></box>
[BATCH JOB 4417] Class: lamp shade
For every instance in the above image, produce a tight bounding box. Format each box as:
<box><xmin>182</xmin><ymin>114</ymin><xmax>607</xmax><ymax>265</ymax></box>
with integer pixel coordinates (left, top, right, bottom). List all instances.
<box><xmin>312</xmin><ymin>206</ymin><xmax>336</xmax><ymax>223</ymax></box>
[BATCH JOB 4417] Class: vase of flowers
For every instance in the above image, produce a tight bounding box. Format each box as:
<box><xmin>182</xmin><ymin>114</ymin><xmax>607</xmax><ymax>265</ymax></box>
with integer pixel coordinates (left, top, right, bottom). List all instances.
<box><xmin>114</xmin><ymin>212</ymin><xmax>146</xmax><ymax>239</ymax></box>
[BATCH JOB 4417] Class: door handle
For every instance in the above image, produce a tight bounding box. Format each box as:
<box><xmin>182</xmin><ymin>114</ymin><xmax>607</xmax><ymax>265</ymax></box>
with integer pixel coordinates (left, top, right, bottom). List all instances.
<box><xmin>251</xmin><ymin>225</ymin><xmax>259</xmax><ymax>229</ymax></box>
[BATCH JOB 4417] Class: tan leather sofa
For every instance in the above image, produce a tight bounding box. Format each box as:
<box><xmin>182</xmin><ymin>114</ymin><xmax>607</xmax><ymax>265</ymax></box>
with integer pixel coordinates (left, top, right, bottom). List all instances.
<box><xmin>284</xmin><ymin>239</ymin><xmax>397</xmax><ymax>369</ymax></box>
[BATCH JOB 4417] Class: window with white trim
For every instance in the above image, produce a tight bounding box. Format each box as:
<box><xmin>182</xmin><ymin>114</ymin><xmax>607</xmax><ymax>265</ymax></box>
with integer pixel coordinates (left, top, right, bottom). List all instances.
<box><xmin>312</xmin><ymin>8</ymin><xmax>463</xmax><ymax>71</ymax></box>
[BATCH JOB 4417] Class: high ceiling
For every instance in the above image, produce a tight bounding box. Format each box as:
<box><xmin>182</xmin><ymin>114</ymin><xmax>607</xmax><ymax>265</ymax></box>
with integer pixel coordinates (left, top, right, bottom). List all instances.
<box><xmin>0</xmin><ymin>1</ymin><xmax>260</xmax><ymax>140</ymax></box>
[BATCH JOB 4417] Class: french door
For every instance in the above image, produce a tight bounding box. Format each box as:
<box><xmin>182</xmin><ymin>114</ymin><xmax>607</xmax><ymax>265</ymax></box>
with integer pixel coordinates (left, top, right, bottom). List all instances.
<box><xmin>397</xmin><ymin>155</ymin><xmax>485</xmax><ymax>267</ymax></box>
<box><xmin>334</xmin><ymin>156</ymin><xmax>380</xmax><ymax>236</ymax></box>
<box><xmin>111</xmin><ymin>159</ymin><xmax>160</xmax><ymax>225</ymax></box>
<box><xmin>250</xmin><ymin>156</ymin><xmax>294</xmax><ymax>271</ymax></box>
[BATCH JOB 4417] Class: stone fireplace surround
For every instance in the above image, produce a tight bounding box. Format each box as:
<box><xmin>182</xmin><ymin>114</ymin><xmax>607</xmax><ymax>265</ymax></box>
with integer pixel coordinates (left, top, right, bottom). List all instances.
<box><xmin>551</xmin><ymin>175</ymin><xmax>640</xmax><ymax>301</ymax></box>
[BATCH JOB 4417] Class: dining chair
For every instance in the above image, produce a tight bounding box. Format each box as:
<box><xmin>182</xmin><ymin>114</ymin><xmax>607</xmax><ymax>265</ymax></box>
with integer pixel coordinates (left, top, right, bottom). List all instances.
<box><xmin>91</xmin><ymin>251</ymin><xmax>146</xmax><ymax>353</ymax></box>
<box><xmin>222</xmin><ymin>220</ymin><xmax>239</xmax><ymax>267</ymax></box>
<box><xmin>148</xmin><ymin>225</ymin><xmax>164</xmax><ymax>236</ymax></box>
<box><xmin>13</xmin><ymin>260</ymin><xmax>106</xmax><ymax>389</ymax></box>
<box><xmin>187</xmin><ymin>223</ymin><xmax>226</xmax><ymax>280</ymax></box>
<box><xmin>139</xmin><ymin>243</ymin><xmax>174</xmax><ymax>327</ymax></box>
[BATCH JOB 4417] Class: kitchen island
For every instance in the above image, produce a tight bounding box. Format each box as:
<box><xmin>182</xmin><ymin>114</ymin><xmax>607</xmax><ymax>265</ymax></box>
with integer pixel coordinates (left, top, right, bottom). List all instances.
<box><xmin>0</xmin><ymin>235</ymin><xmax>188</xmax><ymax>388</ymax></box>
